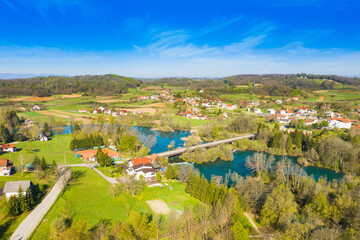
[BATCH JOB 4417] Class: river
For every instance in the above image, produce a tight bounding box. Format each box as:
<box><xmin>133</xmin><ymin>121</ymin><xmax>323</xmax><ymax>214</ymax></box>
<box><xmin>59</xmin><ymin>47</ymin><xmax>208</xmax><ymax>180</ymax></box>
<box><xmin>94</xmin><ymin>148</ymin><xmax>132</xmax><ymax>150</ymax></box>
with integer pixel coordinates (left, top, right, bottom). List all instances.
<box><xmin>53</xmin><ymin>125</ymin><xmax>342</xmax><ymax>181</ymax></box>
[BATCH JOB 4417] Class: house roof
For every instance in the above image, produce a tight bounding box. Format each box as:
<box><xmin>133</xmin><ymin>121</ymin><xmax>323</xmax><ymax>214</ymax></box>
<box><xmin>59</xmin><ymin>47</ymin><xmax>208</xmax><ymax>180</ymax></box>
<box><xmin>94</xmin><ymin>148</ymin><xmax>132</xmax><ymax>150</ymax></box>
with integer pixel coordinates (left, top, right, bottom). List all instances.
<box><xmin>286</xmin><ymin>110</ymin><xmax>294</xmax><ymax>113</ymax></box>
<box><xmin>328</xmin><ymin>118</ymin><xmax>352</xmax><ymax>123</ymax></box>
<box><xmin>137</xmin><ymin>168</ymin><xmax>157</xmax><ymax>174</ymax></box>
<box><xmin>149</xmin><ymin>153</ymin><xmax>159</xmax><ymax>162</ymax></box>
<box><xmin>277</xmin><ymin>114</ymin><xmax>287</xmax><ymax>118</ymax></box>
<box><xmin>74</xmin><ymin>148</ymin><xmax>122</xmax><ymax>160</ymax></box>
<box><xmin>305</xmin><ymin>119</ymin><xmax>316</xmax><ymax>123</ymax></box>
<box><xmin>4</xmin><ymin>181</ymin><xmax>31</xmax><ymax>193</ymax></box>
<box><xmin>131</xmin><ymin>157</ymin><xmax>151</xmax><ymax>166</ymax></box>
<box><xmin>0</xmin><ymin>144</ymin><xmax>15</xmax><ymax>149</ymax></box>
<box><xmin>0</xmin><ymin>159</ymin><xmax>12</xmax><ymax>168</ymax></box>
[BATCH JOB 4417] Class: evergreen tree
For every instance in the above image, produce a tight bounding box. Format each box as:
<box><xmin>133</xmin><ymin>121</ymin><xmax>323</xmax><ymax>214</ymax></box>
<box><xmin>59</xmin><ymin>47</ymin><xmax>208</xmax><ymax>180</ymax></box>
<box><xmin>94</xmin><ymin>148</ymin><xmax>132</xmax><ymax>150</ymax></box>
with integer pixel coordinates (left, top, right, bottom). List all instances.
<box><xmin>73</xmin><ymin>122</ymin><xmax>81</xmax><ymax>133</ymax></box>
<box><xmin>165</xmin><ymin>165</ymin><xmax>174</xmax><ymax>179</ymax></box>
<box><xmin>206</xmin><ymin>178</ymin><xmax>216</xmax><ymax>204</ymax></box>
<box><xmin>185</xmin><ymin>171</ymin><xmax>194</xmax><ymax>194</ymax></box>
<box><xmin>40</xmin><ymin>157</ymin><xmax>48</xmax><ymax>171</ymax></box>
<box><xmin>286</xmin><ymin>134</ymin><xmax>293</xmax><ymax>152</ymax></box>
<box><xmin>192</xmin><ymin>173</ymin><xmax>201</xmax><ymax>199</ymax></box>
<box><xmin>32</xmin><ymin>155</ymin><xmax>41</xmax><ymax>171</ymax></box>
<box><xmin>18</xmin><ymin>186</ymin><xmax>30</xmax><ymax>213</ymax></box>
<box><xmin>6</xmin><ymin>196</ymin><xmax>20</xmax><ymax>216</ymax></box>
<box><xmin>43</xmin><ymin>122</ymin><xmax>51</xmax><ymax>136</ymax></box>
<box><xmin>49</xmin><ymin>160</ymin><xmax>58</xmax><ymax>175</ymax></box>
<box><xmin>0</xmin><ymin>124</ymin><xmax>11</xmax><ymax>143</ymax></box>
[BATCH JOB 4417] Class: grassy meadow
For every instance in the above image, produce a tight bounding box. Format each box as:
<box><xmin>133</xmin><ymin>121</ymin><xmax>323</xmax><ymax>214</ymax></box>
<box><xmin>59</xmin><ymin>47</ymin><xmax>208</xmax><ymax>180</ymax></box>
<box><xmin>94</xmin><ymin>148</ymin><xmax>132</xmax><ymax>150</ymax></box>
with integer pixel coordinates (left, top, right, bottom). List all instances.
<box><xmin>31</xmin><ymin>167</ymin><xmax>200</xmax><ymax>239</ymax></box>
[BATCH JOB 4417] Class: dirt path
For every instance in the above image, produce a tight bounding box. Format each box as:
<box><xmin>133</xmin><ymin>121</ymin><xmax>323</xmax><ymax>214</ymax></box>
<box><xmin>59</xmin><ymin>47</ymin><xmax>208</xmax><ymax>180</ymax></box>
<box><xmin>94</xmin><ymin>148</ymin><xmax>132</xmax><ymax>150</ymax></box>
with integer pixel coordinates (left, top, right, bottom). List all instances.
<box><xmin>96</xmin><ymin>99</ymin><xmax>130</xmax><ymax>103</ymax></box>
<box><xmin>244</xmin><ymin>212</ymin><xmax>263</xmax><ymax>238</ymax></box>
<box><xmin>62</xmin><ymin>94</ymin><xmax>82</xmax><ymax>99</ymax></box>
<box><xmin>317</xmin><ymin>96</ymin><xmax>325</xmax><ymax>102</ymax></box>
<box><xmin>38</xmin><ymin>110</ymin><xmax>93</xmax><ymax>123</ymax></box>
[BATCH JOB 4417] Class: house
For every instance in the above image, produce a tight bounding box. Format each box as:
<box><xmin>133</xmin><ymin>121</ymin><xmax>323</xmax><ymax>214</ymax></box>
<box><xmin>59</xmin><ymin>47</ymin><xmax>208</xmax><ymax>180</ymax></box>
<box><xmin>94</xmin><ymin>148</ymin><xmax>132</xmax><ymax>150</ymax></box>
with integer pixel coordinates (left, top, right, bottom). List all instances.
<box><xmin>277</xmin><ymin>114</ymin><xmax>291</xmax><ymax>124</ymax></box>
<box><xmin>112</xmin><ymin>112</ymin><xmax>120</xmax><ymax>117</ymax></box>
<box><xmin>33</xmin><ymin>105</ymin><xmax>41</xmax><ymax>111</ymax></box>
<box><xmin>276</xmin><ymin>109</ymin><xmax>287</xmax><ymax>115</ymax></box>
<box><xmin>267</xmin><ymin>109</ymin><xmax>276</xmax><ymax>115</ymax></box>
<box><xmin>129</xmin><ymin>157</ymin><xmax>151</xmax><ymax>167</ymax></box>
<box><xmin>292</xmin><ymin>96</ymin><xmax>299</xmax><ymax>101</ymax></box>
<box><xmin>305</xmin><ymin>118</ymin><xmax>318</xmax><ymax>126</ymax></box>
<box><xmin>126</xmin><ymin>164</ymin><xmax>157</xmax><ymax>182</ymax></box>
<box><xmin>120</xmin><ymin>110</ymin><xmax>128</xmax><ymax>116</ymax></box>
<box><xmin>151</xmin><ymin>95</ymin><xmax>159</xmax><ymax>100</ymax></box>
<box><xmin>74</xmin><ymin>148</ymin><xmax>122</xmax><ymax>162</ymax></box>
<box><xmin>93</xmin><ymin>109</ymin><xmax>101</xmax><ymax>114</ymax></box>
<box><xmin>104</xmin><ymin>109</ymin><xmax>112</xmax><ymax>115</ymax></box>
<box><xmin>0</xmin><ymin>144</ymin><xmax>16</xmax><ymax>152</ymax></box>
<box><xmin>253</xmin><ymin>108</ymin><xmax>262</xmax><ymax>114</ymax></box>
<box><xmin>275</xmin><ymin>100</ymin><xmax>283</xmax><ymax>105</ymax></box>
<box><xmin>18</xmin><ymin>107</ymin><xmax>26</xmax><ymax>112</ymax></box>
<box><xmin>285</xmin><ymin>110</ymin><xmax>294</xmax><ymax>116</ymax></box>
<box><xmin>225</xmin><ymin>104</ymin><xmax>237</xmax><ymax>110</ymax></box>
<box><xmin>0</xmin><ymin>159</ymin><xmax>13</xmax><ymax>176</ymax></box>
<box><xmin>328</xmin><ymin>118</ymin><xmax>352</xmax><ymax>129</ymax></box>
<box><xmin>39</xmin><ymin>133</ymin><xmax>49</xmax><ymax>141</ymax></box>
<box><xmin>325</xmin><ymin>111</ymin><xmax>335</xmax><ymax>118</ymax></box>
<box><xmin>98</xmin><ymin>107</ymin><xmax>105</xmax><ymax>111</ymax></box>
<box><xmin>78</xmin><ymin>109</ymin><xmax>87</xmax><ymax>113</ymax></box>
<box><xmin>3</xmin><ymin>181</ymin><xmax>31</xmax><ymax>199</ymax></box>
<box><xmin>138</xmin><ymin>95</ymin><xmax>150</xmax><ymax>100</ymax></box>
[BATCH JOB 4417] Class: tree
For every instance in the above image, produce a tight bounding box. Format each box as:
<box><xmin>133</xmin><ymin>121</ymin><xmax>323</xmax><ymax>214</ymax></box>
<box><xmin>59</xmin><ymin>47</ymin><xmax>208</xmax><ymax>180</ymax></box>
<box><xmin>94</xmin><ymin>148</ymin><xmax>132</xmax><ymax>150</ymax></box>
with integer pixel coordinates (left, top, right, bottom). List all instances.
<box><xmin>40</xmin><ymin>157</ymin><xmax>48</xmax><ymax>171</ymax></box>
<box><xmin>43</xmin><ymin>122</ymin><xmax>51</xmax><ymax>136</ymax></box>
<box><xmin>261</xmin><ymin>183</ymin><xmax>298</xmax><ymax>228</ymax></box>
<box><xmin>96</xmin><ymin>148</ymin><xmax>112</xmax><ymax>167</ymax></box>
<box><xmin>73</xmin><ymin>122</ymin><xmax>81</xmax><ymax>133</ymax></box>
<box><xmin>0</xmin><ymin>124</ymin><xmax>11</xmax><ymax>143</ymax></box>
<box><xmin>108</xmin><ymin>115</ymin><xmax>116</xmax><ymax>125</ymax></box>
<box><xmin>245</xmin><ymin>152</ymin><xmax>273</xmax><ymax>178</ymax></box>
<box><xmin>6</xmin><ymin>195</ymin><xmax>20</xmax><ymax>216</ymax></box>
<box><xmin>156</xmin><ymin>172</ymin><xmax>162</xmax><ymax>182</ymax></box>
<box><xmin>32</xmin><ymin>155</ymin><xmax>41</xmax><ymax>171</ymax></box>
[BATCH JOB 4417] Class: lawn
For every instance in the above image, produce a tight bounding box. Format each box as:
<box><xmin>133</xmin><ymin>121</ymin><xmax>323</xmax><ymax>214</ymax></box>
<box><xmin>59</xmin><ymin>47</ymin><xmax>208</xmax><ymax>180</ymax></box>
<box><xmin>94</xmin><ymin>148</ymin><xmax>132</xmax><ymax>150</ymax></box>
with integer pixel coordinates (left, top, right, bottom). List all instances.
<box><xmin>0</xmin><ymin>134</ymin><xmax>82</xmax><ymax>167</ymax></box>
<box><xmin>172</xmin><ymin>115</ymin><xmax>209</xmax><ymax>128</ymax></box>
<box><xmin>31</xmin><ymin>167</ymin><xmax>200</xmax><ymax>239</ymax></box>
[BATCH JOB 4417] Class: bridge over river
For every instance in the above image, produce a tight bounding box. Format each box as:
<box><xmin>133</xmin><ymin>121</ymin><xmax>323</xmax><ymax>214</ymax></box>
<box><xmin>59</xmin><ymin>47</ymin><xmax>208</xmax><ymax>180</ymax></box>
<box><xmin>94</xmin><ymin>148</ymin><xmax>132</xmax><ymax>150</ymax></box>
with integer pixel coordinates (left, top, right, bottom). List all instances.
<box><xmin>157</xmin><ymin>133</ymin><xmax>256</xmax><ymax>158</ymax></box>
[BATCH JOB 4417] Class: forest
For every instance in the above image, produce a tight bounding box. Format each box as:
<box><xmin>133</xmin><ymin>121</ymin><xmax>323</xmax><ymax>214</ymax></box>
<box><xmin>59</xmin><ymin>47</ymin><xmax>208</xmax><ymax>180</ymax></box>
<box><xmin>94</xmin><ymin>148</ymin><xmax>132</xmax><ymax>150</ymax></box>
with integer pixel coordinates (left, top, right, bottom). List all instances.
<box><xmin>0</xmin><ymin>74</ymin><xmax>141</xmax><ymax>97</ymax></box>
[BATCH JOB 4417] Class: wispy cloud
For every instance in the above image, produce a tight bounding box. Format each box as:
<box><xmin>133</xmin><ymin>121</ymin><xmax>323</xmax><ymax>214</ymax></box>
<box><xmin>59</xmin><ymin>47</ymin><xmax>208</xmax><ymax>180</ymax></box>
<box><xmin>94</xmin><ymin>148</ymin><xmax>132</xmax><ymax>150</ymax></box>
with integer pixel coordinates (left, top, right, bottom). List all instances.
<box><xmin>198</xmin><ymin>15</ymin><xmax>243</xmax><ymax>36</ymax></box>
<box><xmin>0</xmin><ymin>0</ymin><xmax>22</xmax><ymax>14</ymax></box>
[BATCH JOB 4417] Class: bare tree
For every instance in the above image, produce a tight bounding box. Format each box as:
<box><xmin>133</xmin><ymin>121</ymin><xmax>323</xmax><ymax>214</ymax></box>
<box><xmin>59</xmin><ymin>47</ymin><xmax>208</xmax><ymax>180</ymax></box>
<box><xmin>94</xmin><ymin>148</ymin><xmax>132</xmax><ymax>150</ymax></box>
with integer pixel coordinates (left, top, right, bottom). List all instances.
<box><xmin>245</xmin><ymin>152</ymin><xmax>274</xmax><ymax>178</ymax></box>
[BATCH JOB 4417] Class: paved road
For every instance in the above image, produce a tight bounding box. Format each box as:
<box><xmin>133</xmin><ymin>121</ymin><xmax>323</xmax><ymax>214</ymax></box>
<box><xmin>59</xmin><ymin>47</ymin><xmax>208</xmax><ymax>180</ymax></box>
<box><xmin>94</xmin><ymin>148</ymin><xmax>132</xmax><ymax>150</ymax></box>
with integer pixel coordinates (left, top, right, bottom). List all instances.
<box><xmin>157</xmin><ymin>134</ymin><xmax>256</xmax><ymax>157</ymax></box>
<box><xmin>10</xmin><ymin>171</ymin><xmax>70</xmax><ymax>240</ymax></box>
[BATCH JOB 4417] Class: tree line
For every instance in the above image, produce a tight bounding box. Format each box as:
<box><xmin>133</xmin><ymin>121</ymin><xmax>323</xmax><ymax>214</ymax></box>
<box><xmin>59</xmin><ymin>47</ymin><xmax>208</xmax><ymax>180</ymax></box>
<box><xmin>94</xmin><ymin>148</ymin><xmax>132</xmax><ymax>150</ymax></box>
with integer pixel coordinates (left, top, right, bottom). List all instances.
<box><xmin>0</xmin><ymin>74</ymin><xmax>141</xmax><ymax>97</ymax></box>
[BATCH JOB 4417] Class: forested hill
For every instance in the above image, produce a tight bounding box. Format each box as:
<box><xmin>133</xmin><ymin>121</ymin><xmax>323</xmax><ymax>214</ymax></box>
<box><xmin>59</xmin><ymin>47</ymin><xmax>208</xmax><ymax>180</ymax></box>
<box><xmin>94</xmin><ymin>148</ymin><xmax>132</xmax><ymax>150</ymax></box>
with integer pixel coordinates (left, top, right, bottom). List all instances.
<box><xmin>0</xmin><ymin>74</ymin><xmax>142</xmax><ymax>97</ymax></box>
<box><xmin>222</xmin><ymin>73</ymin><xmax>360</xmax><ymax>88</ymax></box>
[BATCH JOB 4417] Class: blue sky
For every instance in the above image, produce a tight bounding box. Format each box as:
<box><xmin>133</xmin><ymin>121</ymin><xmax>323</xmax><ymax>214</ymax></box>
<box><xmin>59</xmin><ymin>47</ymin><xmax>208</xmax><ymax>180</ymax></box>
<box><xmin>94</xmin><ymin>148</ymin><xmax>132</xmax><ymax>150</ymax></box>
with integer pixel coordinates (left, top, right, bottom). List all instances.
<box><xmin>1</xmin><ymin>0</ymin><xmax>360</xmax><ymax>77</ymax></box>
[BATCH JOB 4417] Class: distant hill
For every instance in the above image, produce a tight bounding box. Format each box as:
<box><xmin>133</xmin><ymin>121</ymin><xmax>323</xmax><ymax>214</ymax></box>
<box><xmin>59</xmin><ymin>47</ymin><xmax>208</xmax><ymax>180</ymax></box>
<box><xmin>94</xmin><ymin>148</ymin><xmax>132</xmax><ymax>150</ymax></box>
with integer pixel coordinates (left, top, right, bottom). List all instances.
<box><xmin>0</xmin><ymin>74</ymin><xmax>142</xmax><ymax>97</ymax></box>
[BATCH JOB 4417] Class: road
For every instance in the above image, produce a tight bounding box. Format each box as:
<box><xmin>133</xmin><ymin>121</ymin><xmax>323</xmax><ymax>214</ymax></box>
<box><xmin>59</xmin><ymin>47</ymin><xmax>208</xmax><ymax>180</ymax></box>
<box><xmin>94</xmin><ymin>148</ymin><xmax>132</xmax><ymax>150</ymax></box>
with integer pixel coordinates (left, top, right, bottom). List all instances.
<box><xmin>10</xmin><ymin>170</ymin><xmax>70</xmax><ymax>240</ymax></box>
<box><xmin>63</xmin><ymin>163</ymin><xmax>120</xmax><ymax>184</ymax></box>
<box><xmin>157</xmin><ymin>134</ymin><xmax>256</xmax><ymax>157</ymax></box>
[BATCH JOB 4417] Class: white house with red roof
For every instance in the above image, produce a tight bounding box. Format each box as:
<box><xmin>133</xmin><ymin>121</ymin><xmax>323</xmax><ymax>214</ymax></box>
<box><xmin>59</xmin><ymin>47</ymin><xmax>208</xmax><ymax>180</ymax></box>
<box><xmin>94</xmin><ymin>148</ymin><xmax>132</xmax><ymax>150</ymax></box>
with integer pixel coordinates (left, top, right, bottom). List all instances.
<box><xmin>328</xmin><ymin>118</ymin><xmax>352</xmax><ymax>129</ymax></box>
<box><xmin>78</xmin><ymin>109</ymin><xmax>87</xmax><ymax>113</ymax></box>
<box><xmin>0</xmin><ymin>159</ymin><xmax>13</xmax><ymax>176</ymax></box>
<box><xmin>0</xmin><ymin>144</ymin><xmax>16</xmax><ymax>152</ymax></box>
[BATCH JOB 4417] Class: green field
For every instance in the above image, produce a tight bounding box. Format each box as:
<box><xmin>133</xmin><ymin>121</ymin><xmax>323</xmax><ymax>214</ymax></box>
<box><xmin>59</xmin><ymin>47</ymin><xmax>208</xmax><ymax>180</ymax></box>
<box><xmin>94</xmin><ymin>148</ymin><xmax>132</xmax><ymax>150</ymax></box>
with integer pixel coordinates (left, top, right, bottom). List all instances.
<box><xmin>31</xmin><ymin>167</ymin><xmax>200</xmax><ymax>239</ymax></box>
<box><xmin>0</xmin><ymin>134</ymin><xmax>82</xmax><ymax>167</ymax></box>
